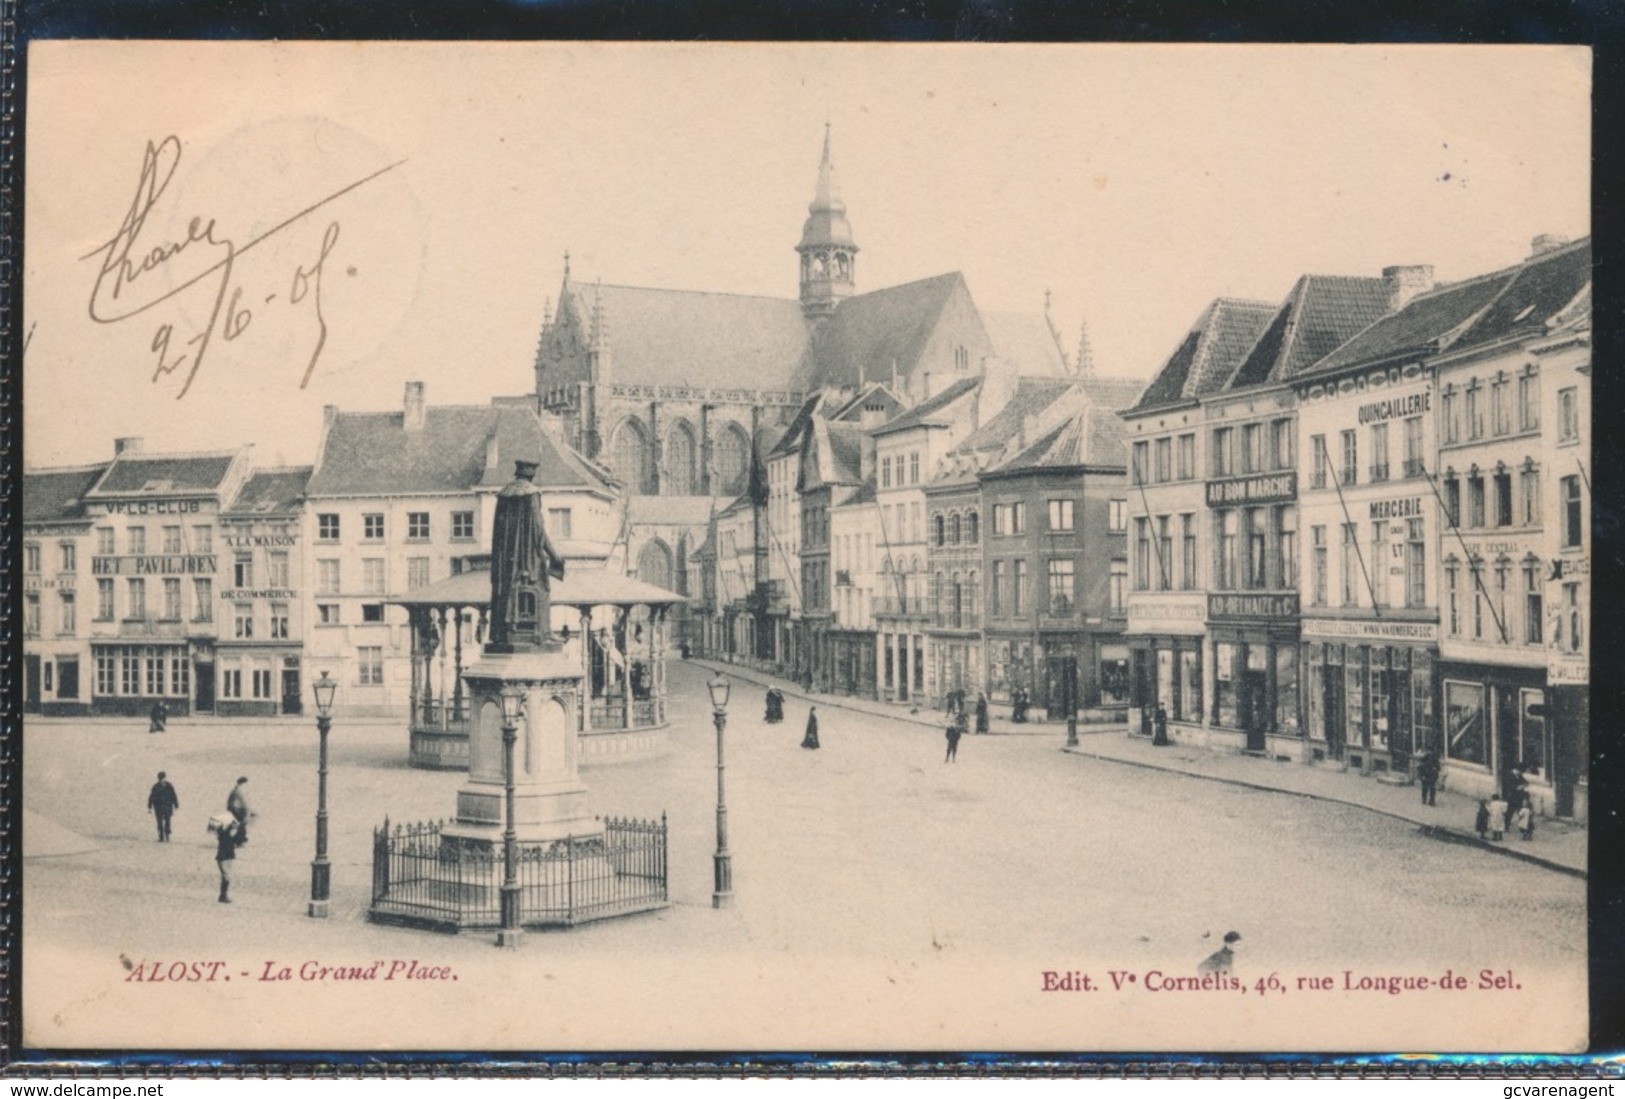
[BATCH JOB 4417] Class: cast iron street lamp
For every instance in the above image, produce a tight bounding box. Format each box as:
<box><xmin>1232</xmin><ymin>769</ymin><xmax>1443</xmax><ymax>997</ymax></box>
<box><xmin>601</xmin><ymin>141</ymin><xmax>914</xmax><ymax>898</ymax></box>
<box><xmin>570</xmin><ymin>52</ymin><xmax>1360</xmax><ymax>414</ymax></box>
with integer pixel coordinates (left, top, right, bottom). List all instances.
<box><xmin>497</xmin><ymin>684</ymin><xmax>526</xmax><ymax>948</ymax></box>
<box><xmin>708</xmin><ymin>671</ymin><xmax>733</xmax><ymax>909</ymax></box>
<box><xmin>307</xmin><ymin>671</ymin><xmax>337</xmax><ymax>918</ymax></box>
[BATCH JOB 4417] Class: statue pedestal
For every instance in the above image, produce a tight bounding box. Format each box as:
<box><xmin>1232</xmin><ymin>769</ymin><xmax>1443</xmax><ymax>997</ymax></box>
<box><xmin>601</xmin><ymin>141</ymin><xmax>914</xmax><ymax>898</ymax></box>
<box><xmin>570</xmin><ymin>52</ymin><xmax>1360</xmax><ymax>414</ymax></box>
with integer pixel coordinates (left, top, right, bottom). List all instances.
<box><xmin>441</xmin><ymin>643</ymin><xmax>601</xmax><ymax>845</ymax></box>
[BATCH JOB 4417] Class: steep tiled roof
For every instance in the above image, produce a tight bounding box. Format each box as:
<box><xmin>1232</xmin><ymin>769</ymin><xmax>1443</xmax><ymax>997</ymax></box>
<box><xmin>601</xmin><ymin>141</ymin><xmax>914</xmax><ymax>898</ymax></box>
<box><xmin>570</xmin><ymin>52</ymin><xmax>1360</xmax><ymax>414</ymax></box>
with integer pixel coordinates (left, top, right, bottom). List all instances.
<box><xmin>307</xmin><ymin>404</ymin><xmax>613</xmax><ymax>497</ymax></box>
<box><xmin>1127</xmin><ymin>298</ymin><xmax>1275</xmax><ymax>413</ymax></box>
<box><xmin>1452</xmin><ymin>238</ymin><xmax>1591</xmax><ymax>349</ymax></box>
<box><xmin>1228</xmin><ymin>276</ymin><xmax>1391</xmax><ymax>389</ymax></box>
<box><xmin>824</xmin><ymin>423</ymin><xmax>866</xmax><ymax>484</ymax></box>
<box><xmin>871</xmin><ymin>376</ymin><xmax>981</xmax><ymax>436</ymax></box>
<box><xmin>828</xmin><ymin>382</ymin><xmax>903</xmax><ymax>423</ymax></box>
<box><xmin>803</xmin><ymin>273</ymin><xmax>969</xmax><ymax>390</ymax></box>
<box><xmin>24</xmin><ymin>465</ymin><xmax>108</xmax><ymax>524</ymax></box>
<box><xmin>562</xmin><ymin>283</ymin><xmax>812</xmax><ymax>390</ymax></box>
<box><xmin>954</xmin><ymin>376</ymin><xmax>1076</xmax><ymax>456</ymax></box>
<box><xmin>90</xmin><ymin>453</ymin><xmax>237</xmax><ymax>496</ymax></box>
<box><xmin>225</xmin><ymin>467</ymin><xmax>312</xmax><ymax>516</ymax></box>
<box><xmin>1076</xmin><ymin>374</ymin><xmax>1147</xmax><ymax>414</ymax></box>
<box><xmin>982</xmin><ymin>310</ymin><xmax>1068</xmax><ymax>375</ymax></box>
<box><xmin>988</xmin><ymin>393</ymin><xmax>1128</xmax><ymax>474</ymax></box>
<box><xmin>1303</xmin><ymin>272</ymin><xmax>1514</xmax><ymax>378</ymax></box>
<box><xmin>768</xmin><ymin>392</ymin><xmax>826</xmax><ymax>458</ymax></box>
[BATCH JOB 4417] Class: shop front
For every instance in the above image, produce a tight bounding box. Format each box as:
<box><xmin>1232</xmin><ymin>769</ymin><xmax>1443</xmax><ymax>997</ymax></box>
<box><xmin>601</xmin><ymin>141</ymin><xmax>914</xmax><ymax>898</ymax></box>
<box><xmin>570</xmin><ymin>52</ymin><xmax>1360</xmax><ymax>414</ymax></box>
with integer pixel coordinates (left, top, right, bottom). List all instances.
<box><xmin>1301</xmin><ymin>617</ymin><xmax>1437</xmax><ymax>776</ymax></box>
<box><xmin>1437</xmin><ymin>660</ymin><xmax>1551</xmax><ymax>808</ymax></box>
<box><xmin>1207</xmin><ymin>591</ymin><xmax>1301</xmax><ymax>756</ymax></box>
<box><xmin>1126</xmin><ymin>596</ymin><xmax>1207</xmax><ymax>739</ymax></box>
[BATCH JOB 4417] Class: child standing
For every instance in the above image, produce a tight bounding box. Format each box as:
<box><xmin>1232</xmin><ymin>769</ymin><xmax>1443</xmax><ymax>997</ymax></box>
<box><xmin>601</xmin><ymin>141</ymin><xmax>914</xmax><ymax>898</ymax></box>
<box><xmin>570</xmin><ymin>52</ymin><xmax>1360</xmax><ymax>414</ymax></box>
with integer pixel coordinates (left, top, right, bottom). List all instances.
<box><xmin>1486</xmin><ymin>794</ymin><xmax>1508</xmax><ymax>841</ymax></box>
<box><xmin>1514</xmin><ymin>803</ymin><xmax>1534</xmax><ymax>841</ymax></box>
<box><xmin>1475</xmin><ymin>799</ymin><xmax>1490</xmax><ymax>839</ymax></box>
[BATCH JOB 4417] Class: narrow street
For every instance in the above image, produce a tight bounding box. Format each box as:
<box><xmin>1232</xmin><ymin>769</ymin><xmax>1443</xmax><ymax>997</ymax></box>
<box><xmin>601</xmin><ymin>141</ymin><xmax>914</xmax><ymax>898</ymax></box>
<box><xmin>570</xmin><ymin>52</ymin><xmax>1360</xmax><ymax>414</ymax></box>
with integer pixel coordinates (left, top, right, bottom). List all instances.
<box><xmin>24</xmin><ymin>659</ymin><xmax>1586</xmax><ymax>1052</ymax></box>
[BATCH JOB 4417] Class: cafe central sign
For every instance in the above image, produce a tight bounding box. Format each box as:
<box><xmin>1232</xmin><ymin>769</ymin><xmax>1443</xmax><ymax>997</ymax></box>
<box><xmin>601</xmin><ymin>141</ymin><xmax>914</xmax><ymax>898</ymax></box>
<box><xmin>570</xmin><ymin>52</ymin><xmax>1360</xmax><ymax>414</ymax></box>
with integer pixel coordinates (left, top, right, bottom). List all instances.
<box><xmin>92</xmin><ymin>555</ymin><xmax>217</xmax><ymax>575</ymax></box>
<box><xmin>1205</xmin><ymin>471</ymin><xmax>1296</xmax><ymax>507</ymax></box>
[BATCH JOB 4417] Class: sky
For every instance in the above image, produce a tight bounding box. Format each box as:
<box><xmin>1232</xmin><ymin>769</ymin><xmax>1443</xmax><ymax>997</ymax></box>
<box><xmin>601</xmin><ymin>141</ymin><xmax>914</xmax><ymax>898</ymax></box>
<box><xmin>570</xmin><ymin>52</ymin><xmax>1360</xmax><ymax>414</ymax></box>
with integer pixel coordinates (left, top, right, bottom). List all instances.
<box><xmin>24</xmin><ymin>42</ymin><xmax>1590</xmax><ymax>469</ymax></box>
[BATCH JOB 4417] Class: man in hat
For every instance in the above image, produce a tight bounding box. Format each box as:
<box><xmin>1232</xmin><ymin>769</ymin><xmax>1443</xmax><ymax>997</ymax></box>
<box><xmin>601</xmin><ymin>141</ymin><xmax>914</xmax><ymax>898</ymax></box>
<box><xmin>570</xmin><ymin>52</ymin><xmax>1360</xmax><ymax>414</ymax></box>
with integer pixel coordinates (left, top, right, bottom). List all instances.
<box><xmin>227</xmin><ymin>776</ymin><xmax>251</xmax><ymax>842</ymax></box>
<box><xmin>1198</xmin><ymin>931</ymin><xmax>1241</xmax><ymax>977</ymax></box>
<box><xmin>146</xmin><ymin>771</ymin><xmax>179</xmax><ymax>842</ymax></box>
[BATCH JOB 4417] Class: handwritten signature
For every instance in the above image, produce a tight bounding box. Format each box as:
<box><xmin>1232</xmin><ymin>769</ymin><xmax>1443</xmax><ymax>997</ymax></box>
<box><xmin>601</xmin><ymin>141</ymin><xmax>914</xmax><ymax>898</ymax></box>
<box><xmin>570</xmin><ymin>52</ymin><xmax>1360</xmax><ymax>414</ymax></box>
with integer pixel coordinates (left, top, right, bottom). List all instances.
<box><xmin>82</xmin><ymin>135</ymin><xmax>403</xmax><ymax>399</ymax></box>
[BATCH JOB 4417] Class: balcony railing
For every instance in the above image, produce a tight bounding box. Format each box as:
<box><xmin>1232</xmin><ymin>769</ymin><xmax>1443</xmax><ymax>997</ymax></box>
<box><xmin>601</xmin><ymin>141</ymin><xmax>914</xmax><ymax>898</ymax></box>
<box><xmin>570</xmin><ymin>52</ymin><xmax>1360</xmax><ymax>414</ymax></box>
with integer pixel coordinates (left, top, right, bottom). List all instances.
<box><xmin>1402</xmin><ymin>458</ymin><xmax>1427</xmax><ymax>478</ymax></box>
<box><xmin>1369</xmin><ymin>463</ymin><xmax>1390</xmax><ymax>483</ymax></box>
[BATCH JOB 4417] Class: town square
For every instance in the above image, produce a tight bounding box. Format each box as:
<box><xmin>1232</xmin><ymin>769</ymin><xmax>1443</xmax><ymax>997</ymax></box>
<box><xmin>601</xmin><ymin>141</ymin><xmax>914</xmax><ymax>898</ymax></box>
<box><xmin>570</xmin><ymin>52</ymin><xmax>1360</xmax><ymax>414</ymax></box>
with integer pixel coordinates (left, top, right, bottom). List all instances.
<box><xmin>20</xmin><ymin>43</ymin><xmax>1591</xmax><ymax>1054</ymax></box>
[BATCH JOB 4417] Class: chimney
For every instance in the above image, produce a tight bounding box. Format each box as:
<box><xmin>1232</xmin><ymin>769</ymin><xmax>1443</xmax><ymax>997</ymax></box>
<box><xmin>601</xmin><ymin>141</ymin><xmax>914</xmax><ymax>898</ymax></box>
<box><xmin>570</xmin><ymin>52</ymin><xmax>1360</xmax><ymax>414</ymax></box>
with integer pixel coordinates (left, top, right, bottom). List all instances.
<box><xmin>921</xmin><ymin>372</ymin><xmax>933</xmax><ymax>401</ymax></box>
<box><xmin>1383</xmin><ymin>265</ymin><xmax>1435</xmax><ymax>312</ymax></box>
<box><xmin>1530</xmin><ymin>233</ymin><xmax>1570</xmax><ymax>258</ymax></box>
<box><xmin>485</xmin><ymin>433</ymin><xmax>500</xmax><ymax>476</ymax></box>
<box><xmin>114</xmin><ymin>437</ymin><xmax>143</xmax><ymax>456</ymax></box>
<box><xmin>403</xmin><ymin>381</ymin><xmax>426</xmax><ymax>431</ymax></box>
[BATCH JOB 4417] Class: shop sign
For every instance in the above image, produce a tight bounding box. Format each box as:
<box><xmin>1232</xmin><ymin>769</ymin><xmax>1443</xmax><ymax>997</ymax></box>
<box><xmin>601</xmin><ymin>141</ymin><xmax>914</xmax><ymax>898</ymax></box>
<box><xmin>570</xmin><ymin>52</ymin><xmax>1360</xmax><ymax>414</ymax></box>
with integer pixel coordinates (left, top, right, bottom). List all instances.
<box><xmin>219</xmin><ymin>588</ymin><xmax>297</xmax><ymax>601</ymax></box>
<box><xmin>1302</xmin><ymin>617</ymin><xmax>1438</xmax><ymax>643</ymax></box>
<box><xmin>1368</xmin><ymin>497</ymin><xmax>1424</xmax><ymax>520</ymax></box>
<box><xmin>1127</xmin><ymin>599</ymin><xmax>1206</xmax><ymax>634</ymax></box>
<box><xmin>1547</xmin><ymin>654</ymin><xmax>1588</xmax><ymax>685</ymax></box>
<box><xmin>1548</xmin><ymin>557</ymin><xmax>1589</xmax><ymax>579</ymax></box>
<box><xmin>92</xmin><ymin>555</ymin><xmax>217</xmax><ymax>575</ymax></box>
<box><xmin>98</xmin><ymin>500</ymin><xmax>207</xmax><ymax>515</ymax></box>
<box><xmin>1207</xmin><ymin>592</ymin><xmax>1299</xmax><ymax>620</ymax></box>
<box><xmin>223</xmin><ymin>533</ymin><xmax>298</xmax><ymax>548</ymax></box>
<box><xmin>1356</xmin><ymin>390</ymin><xmax>1431</xmax><ymax>424</ymax></box>
<box><xmin>1205</xmin><ymin>471</ymin><xmax>1295</xmax><ymax>507</ymax></box>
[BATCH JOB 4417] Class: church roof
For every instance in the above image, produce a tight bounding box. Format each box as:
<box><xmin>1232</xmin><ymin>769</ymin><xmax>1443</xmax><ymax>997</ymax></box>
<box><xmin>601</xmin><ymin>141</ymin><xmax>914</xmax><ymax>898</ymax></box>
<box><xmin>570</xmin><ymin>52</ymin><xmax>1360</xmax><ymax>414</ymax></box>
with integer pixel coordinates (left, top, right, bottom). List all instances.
<box><xmin>308</xmin><ymin>403</ymin><xmax>613</xmax><ymax>497</ymax></box>
<box><xmin>802</xmin><ymin>272</ymin><xmax>971</xmax><ymax>391</ymax></box>
<box><xmin>564</xmin><ymin>282</ymin><xmax>812</xmax><ymax>391</ymax></box>
<box><xmin>1126</xmin><ymin>297</ymin><xmax>1276</xmax><ymax>413</ymax></box>
<box><xmin>982</xmin><ymin>310</ymin><xmax>1068</xmax><ymax>375</ymax></box>
<box><xmin>24</xmin><ymin>464</ymin><xmax>108</xmax><ymax>524</ymax></box>
<box><xmin>1226</xmin><ymin>275</ymin><xmax>1391</xmax><ymax>390</ymax></box>
<box><xmin>225</xmin><ymin>467</ymin><xmax>313</xmax><ymax>517</ymax></box>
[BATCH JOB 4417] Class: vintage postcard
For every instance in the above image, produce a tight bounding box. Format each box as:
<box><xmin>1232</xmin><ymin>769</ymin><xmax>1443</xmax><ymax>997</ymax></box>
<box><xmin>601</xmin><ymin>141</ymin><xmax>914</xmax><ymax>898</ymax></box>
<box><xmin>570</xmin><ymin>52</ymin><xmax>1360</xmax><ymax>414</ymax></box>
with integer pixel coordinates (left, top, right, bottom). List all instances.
<box><xmin>20</xmin><ymin>41</ymin><xmax>1592</xmax><ymax>1055</ymax></box>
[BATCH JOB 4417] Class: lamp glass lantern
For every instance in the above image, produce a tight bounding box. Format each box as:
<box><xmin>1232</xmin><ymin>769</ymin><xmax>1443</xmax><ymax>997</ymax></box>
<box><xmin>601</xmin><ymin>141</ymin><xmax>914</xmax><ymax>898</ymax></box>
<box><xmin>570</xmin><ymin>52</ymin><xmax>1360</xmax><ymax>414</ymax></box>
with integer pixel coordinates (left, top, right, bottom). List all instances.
<box><xmin>707</xmin><ymin>673</ymin><xmax>731</xmax><ymax>710</ymax></box>
<box><xmin>312</xmin><ymin>670</ymin><xmax>337</xmax><ymax>718</ymax></box>
<box><xmin>500</xmin><ymin>684</ymin><xmax>526</xmax><ymax>725</ymax></box>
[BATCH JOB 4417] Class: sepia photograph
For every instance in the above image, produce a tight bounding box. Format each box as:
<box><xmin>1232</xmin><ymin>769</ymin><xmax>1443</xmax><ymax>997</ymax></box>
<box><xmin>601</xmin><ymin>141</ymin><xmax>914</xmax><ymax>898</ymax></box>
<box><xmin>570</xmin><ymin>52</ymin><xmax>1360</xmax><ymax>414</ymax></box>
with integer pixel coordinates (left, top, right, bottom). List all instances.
<box><xmin>19</xmin><ymin>41</ymin><xmax>1592</xmax><ymax>1054</ymax></box>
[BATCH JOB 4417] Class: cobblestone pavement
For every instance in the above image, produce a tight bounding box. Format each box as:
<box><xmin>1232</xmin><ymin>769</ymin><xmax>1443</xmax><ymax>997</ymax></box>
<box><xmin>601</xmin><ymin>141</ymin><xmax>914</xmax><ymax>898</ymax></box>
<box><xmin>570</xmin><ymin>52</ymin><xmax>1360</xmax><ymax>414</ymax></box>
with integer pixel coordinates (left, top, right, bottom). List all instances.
<box><xmin>687</xmin><ymin>659</ymin><xmax>1587</xmax><ymax>877</ymax></box>
<box><xmin>22</xmin><ymin>659</ymin><xmax>1587</xmax><ymax>1053</ymax></box>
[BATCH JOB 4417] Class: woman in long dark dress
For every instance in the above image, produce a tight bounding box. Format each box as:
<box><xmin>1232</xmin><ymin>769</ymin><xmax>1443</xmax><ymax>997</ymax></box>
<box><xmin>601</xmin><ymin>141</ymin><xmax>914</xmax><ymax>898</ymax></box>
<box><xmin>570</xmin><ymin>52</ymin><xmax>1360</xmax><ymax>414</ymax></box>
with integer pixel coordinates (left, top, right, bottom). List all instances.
<box><xmin>801</xmin><ymin>706</ymin><xmax>820</xmax><ymax>749</ymax></box>
<box><xmin>975</xmin><ymin>692</ymin><xmax>989</xmax><ymax>734</ymax></box>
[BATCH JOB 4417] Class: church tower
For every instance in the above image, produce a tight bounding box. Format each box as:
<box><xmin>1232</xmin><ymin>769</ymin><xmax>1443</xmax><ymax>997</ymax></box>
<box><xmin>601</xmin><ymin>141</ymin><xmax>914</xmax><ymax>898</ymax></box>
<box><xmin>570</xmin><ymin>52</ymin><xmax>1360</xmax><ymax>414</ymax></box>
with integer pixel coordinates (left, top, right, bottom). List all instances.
<box><xmin>796</xmin><ymin>125</ymin><xmax>859</xmax><ymax>320</ymax></box>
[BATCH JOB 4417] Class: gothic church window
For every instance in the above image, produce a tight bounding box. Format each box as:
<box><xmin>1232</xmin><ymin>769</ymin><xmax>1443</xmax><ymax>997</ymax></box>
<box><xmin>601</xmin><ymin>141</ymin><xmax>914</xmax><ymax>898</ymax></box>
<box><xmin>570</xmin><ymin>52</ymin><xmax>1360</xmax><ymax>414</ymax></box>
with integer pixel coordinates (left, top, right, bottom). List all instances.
<box><xmin>715</xmin><ymin>423</ymin><xmax>751</xmax><ymax>497</ymax></box>
<box><xmin>612</xmin><ymin>418</ymin><xmax>652</xmax><ymax>494</ymax></box>
<box><xmin>666</xmin><ymin>422</ymin><xmax>696</xmax><ymax>496</ymax></box>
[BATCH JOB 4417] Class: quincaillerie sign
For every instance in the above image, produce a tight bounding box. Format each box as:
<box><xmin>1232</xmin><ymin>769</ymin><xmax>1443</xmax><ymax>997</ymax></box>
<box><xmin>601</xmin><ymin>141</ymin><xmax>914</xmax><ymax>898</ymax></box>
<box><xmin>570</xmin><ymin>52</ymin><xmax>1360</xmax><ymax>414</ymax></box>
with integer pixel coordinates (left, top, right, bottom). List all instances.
<box><xmin>1205</xmin><ymin>471</ymin><xmax>1296</xmax><ymax>507</ymax></box>
<box><xmin>1207</xmin><ymin>592</ymin><xmax>1299</xmax><ymax>620</ymax></box>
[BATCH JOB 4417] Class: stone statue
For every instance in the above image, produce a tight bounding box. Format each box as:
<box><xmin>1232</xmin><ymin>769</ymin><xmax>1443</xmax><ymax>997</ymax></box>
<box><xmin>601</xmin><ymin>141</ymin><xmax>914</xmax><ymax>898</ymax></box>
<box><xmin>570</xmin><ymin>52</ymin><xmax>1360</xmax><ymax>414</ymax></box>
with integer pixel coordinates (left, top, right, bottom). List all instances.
<box><xmin>487</xmin><ymin>460</ymin><xmax>565</xmax><ymax>653</ymax></box>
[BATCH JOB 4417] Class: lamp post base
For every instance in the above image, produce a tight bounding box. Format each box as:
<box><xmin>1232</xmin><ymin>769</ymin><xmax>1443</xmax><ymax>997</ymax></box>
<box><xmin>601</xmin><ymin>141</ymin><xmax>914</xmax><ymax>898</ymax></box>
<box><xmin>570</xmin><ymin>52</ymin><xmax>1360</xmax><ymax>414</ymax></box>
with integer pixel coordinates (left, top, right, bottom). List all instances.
<box><xmin>496</xmin><ymin>927</ymin><xmax>524</xmax><ymax>949</ymax></box>
<box><xmin>1066</xmin><ymin>719</ymin><xmax>1079</xmax><ymax>748</ymax></box>
<box><xmin>307</xmin><ymin>899</ymin><xmax>330</xmax><ymax>919</ymax></box>
<box><xmin>712</xmin><ymin>890</ymin><xmax>733</xmax><ymax>910</ymax></box>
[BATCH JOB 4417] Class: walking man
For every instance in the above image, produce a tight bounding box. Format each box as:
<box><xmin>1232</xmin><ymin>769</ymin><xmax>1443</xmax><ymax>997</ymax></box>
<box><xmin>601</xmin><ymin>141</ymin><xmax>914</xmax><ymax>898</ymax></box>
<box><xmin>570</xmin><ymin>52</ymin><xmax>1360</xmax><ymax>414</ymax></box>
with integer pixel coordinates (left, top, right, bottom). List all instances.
<box><xmin>227</xmin><ymin>776</ymin><xmax>251</xmax><ymax>843</ymax></box>
<box><xmin>945</xmin><ymin>721</ymin><xmax>962</xmax><ymax>763</ymax></box>
<box><xmin>147</xmin><ymin>771</ymin><xmax>179</xmax><ymax>842</ymax></box>
<box><xmin>1416</xmin><ymin>749</ymin><xmax>1440</xmax><ymax>807</ymax></box>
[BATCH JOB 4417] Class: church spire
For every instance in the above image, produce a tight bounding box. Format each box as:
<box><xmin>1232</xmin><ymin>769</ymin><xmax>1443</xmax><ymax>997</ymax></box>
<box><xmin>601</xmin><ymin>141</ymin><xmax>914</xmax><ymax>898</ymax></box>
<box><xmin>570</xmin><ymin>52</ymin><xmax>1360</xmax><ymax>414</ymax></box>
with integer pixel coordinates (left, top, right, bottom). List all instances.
<box><xmin>796</xmin><ymin>124</ymin><xmax>859</xmax><ymax>320</ymax></box>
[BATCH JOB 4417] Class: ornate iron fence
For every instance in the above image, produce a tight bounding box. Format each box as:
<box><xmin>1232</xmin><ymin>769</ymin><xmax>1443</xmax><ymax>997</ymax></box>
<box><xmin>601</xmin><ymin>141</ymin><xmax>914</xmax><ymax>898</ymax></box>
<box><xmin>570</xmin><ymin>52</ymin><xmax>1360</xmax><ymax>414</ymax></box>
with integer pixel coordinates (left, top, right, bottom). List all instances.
<box><xmin>369</xmin><ymin>814</ymin><xmax>668</xmax><ymax>932</ymax></box>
